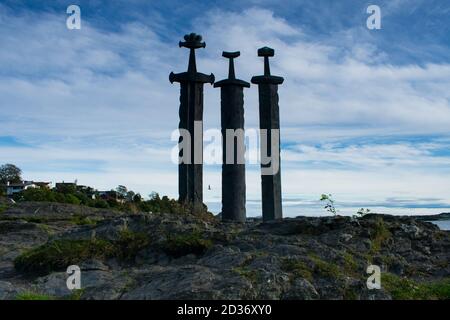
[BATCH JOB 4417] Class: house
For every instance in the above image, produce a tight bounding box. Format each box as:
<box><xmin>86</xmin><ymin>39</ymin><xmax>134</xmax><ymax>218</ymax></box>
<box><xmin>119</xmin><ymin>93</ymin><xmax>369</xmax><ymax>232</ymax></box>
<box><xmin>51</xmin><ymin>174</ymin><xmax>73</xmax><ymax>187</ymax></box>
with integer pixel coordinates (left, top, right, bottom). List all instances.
<box><xmin>97</xmin><ymin>190</ymin><xmax>125</xmax><ymax>203</ymax></box>
<box><xmin>33</xmin><ymin>182</ymin><xmax>52</xmax><ymax>189</ymax></box>
<box><xmin>5</xmin><ymin>181</ymin><xmax>37</xmax><ymax>197</ymax></box>
<box><xmin>4</xmin><ymin>181</ymin><xmax>52</xmax><ymax>197</ymax></box>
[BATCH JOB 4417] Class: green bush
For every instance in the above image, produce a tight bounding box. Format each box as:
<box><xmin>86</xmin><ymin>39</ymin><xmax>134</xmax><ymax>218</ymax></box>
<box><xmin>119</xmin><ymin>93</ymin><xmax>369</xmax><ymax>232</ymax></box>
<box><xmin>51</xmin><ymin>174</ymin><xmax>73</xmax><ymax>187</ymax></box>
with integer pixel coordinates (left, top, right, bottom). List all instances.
<box><xmin>370</xmin><ymin>217</ymin><xmax>392</xmax><ymax>254</ymax></box>
<box><xmin>14</xmin><ymin>239</ymin><xmax>114</xmax><ymax>276</ymax></box>
<box><xmin>115</xmin><ymin>229</ymin><xmax>151</xmax><ymax>261</ymax></box>
<box><xmin>14</xmin><ymin>231</ymin><xmax>152</xmax><ymax>275</ymax></box>
<box><xmin>93</xmin><ymin>199</ymin><xmax>109</xmax><ymax>208</ymax></box>
<box><xmin>65</xmin><ymin>194</ymin><xmax>81</xmax><ymax>205</ymax></box>
<box><xmin>14</xmin><ymin>187</ymin><xmax>194</xmax><ymax>215</ymax></box>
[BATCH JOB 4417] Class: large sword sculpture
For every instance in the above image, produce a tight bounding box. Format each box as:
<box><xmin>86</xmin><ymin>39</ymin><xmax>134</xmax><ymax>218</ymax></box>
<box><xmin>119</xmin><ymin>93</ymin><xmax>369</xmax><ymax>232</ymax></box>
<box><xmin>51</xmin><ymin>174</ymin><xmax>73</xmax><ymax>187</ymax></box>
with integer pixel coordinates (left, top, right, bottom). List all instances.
<box><xmin>214</xmin><ymin>51</ymin><xmax>250</xmax><ymax>222</ymax></box>
<box><xmin>169</xmin><ymin>33</ymin><xmax>214</xmax><ymax>213</ymax></box>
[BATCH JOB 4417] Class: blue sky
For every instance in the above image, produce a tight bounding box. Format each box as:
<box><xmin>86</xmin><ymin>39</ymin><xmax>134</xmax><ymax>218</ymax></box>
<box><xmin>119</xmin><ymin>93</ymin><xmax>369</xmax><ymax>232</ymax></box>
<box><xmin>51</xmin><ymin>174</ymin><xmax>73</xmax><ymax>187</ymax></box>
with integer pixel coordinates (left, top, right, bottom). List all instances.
<box><xmin>0</xmin><ymin>0</ymin><xmax>449</xmax><ymax>216</ymax></box>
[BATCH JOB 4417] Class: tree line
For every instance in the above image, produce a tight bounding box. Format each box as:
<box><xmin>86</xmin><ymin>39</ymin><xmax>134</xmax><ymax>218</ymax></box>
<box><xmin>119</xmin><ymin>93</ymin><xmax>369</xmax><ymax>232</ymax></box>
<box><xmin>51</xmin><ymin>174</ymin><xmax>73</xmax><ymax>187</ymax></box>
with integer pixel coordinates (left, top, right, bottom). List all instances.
<box><xmin>0</xmin><ymin>163</ymin><xmax>190</xmax><ymax>214</ymax></box>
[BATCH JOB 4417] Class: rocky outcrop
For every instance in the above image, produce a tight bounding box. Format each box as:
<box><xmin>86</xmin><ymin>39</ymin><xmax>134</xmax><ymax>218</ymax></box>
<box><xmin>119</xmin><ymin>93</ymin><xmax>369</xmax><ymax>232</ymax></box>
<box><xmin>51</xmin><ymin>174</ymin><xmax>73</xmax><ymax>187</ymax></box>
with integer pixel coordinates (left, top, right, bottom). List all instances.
<box><xmin>0</xmin><ymin>201</ymin><xmax>449</xmax><ymax>300</ymax></box>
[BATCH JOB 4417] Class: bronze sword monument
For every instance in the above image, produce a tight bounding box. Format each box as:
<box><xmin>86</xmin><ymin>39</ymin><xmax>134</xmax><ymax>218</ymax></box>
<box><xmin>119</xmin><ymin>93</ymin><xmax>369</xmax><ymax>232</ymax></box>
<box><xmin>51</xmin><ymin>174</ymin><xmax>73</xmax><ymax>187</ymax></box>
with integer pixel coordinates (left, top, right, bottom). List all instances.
<box><xmin>214</xmin><ymin>51</ymin><xmax>250</xmax><ymax>222</ymax></box>
<box><xmin>169</xmin><ymin>33</ymin><xmax>214</xmax><ymax>213</ymax></box>
<box><xmin>251</xmin><ymin>47</ymin><xmax>284</xmax><ymax>221</ymax></box>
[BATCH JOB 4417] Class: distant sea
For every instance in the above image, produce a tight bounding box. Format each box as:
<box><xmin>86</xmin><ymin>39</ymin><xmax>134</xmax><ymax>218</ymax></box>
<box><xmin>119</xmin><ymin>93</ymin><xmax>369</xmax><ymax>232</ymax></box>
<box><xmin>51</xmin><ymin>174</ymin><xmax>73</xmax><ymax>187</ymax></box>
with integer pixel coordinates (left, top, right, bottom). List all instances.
<box><xmin>205</xmin><ymin>201</ymin><xmax>450</xmax><ymax>231</ymax></box>
<box><xmin>428</xmin><ymin>220</ymin><xmax>450</xmax><ymax>231</ymax></box>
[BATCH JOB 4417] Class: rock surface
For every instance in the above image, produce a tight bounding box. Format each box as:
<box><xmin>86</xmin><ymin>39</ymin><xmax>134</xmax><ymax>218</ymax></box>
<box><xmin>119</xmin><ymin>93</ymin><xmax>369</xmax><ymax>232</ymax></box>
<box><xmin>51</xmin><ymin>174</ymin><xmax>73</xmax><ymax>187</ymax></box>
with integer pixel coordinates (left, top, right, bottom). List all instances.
<box><xmin>0</xmin><ymin>200</ymin><xmax>449</xmax><ymax>300</ymax></box>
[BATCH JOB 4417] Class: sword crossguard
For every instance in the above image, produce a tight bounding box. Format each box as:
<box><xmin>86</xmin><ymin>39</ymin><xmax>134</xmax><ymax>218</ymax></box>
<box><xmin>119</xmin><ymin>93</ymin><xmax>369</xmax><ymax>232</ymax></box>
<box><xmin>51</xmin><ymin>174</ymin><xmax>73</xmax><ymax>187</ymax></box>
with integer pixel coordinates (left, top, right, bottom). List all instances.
<box><xmin>222</xmin><ymin>51</ymin><xmax>240</xmax><ymax>59</ymax></box>
<box><xmin>251</xmin><ymin>46</ymin><xmax>284</xmax><ymax>85</ymax></box>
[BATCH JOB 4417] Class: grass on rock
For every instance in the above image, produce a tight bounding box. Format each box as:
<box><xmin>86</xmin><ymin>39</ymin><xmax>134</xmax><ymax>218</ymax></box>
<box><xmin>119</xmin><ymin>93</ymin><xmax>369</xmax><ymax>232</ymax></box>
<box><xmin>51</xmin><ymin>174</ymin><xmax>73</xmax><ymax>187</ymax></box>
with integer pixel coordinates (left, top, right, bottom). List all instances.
<box><xmin>161</xmin><ymin>231</ymin><xmax>213</xmax><ymax>258</ymax></box>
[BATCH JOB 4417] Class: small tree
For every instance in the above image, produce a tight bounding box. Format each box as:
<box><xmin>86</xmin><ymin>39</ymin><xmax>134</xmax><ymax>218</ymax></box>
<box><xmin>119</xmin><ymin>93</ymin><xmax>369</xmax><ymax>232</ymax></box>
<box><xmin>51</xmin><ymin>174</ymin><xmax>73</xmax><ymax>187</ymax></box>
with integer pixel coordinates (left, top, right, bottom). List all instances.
<box><xmin>116</xmin><ymin>185</ymin><xmax>128</xmax><ymax>199</ymax></box>
<box><xmin>0</xmin><ymin>164</ymin><xmax>22</xmax><ymax>184</ymax></box>
<box><xmin>356</xmin><ymin>208</ymin><xmax>371</xmax><ymax>218</ymax></box>
<box><xmin>126</xmin><ymin>190</ymin><xmax>136</xmax><ymax>202</ymax></box>
<box><xmin>133</xmin><ymin>193</ymin><xmax>142</xmax><ymax>203</ymax></box>
<box><xmin>320</xmin><ymin>194</ymin><xmax>338</xmax><ymax>216</ymax></box>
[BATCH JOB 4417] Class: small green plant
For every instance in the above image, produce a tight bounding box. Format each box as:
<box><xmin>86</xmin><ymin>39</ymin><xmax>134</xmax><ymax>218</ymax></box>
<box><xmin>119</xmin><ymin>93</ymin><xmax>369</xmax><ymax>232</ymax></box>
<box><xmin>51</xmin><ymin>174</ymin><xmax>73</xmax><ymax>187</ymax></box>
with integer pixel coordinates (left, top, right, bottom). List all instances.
<box><xmin>320</xmin><ymin>194</ymin><xmax>337</xmax><ymax>216</ymax></box>
<box><xmin>355</xmin><ymin>208</ymin><xmax>371</xmax><ymax>218</ymax></box>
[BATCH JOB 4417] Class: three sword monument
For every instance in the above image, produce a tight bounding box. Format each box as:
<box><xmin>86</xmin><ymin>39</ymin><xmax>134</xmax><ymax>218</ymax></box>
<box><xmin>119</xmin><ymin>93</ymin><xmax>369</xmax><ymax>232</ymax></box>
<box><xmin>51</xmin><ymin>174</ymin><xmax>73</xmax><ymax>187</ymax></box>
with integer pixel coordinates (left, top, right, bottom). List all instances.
<box><xmin>170</xmin><ymin>33</ymin><xmax>284</xmax><ymax>222</ymax></box>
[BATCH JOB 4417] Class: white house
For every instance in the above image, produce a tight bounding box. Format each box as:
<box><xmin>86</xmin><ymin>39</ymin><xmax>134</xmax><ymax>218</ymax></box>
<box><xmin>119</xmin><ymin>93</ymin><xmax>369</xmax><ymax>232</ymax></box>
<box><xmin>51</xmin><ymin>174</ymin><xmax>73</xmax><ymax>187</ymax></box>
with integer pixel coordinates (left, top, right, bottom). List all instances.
<box><xmin>5</xmin><ymin>181</ymin><xmax>51</xmax><ymax>197</ymax></box>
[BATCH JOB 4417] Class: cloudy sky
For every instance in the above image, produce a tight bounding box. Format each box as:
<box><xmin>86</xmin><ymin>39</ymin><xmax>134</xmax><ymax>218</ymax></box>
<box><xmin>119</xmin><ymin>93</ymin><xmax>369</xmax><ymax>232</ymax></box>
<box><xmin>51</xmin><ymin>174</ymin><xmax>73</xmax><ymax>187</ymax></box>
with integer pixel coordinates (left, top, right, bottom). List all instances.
<box><xmin>1</xmin><ymin>0</ymin><xmax>449</xmax><ymax>216</ymax></box>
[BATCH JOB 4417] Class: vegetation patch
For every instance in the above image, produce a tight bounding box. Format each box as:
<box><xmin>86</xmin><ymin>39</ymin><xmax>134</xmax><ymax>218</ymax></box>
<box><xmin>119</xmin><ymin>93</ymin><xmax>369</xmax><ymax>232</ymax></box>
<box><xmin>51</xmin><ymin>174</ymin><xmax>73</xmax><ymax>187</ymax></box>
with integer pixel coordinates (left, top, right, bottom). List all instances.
<box><xmin>382</xmin><ymin>273</ymin><xmax>450</xmax><ymax>300</ymax></box>
<box><xmin>341</xmin><ymin>252</ymin><xmax>359</xmax><ymax>275</ymax></box>
<box><xmin>14</xmin><ymin>229</ymin><xmax>152</xmax><ymax>275</ymax></box>
<box><xmin>161</xmin><ymin>231</ymin><xmax>213</xmax><ymax>258</ymax></box>
<box><xmin>16</xmin><ymin>291</ymin><xmax>56</xmax><ymax>300</ymax></box>
<box><xmin>342</xmin><ymin>286</ymin><xmax>359</xmax><ymax>300</ymax></box>
<box><xmin>232</xmin><ymin>266</ymin><xmax>260</xmax><ymax>284</ymax></box>
<box><xmin>66</xmin><ymin>289</ymin><xmax>85</xmax><ymax>300</ymax></box>
<box><xmin>14</xmin><ymin>239</ymin><xmax>114</xmax><ymax>276</ymax></box>
<box><xmin>115</xmin><ymin>229</ymin><xmax>151</xmax><ymax>262</ymax></box>
<box><xmin>70</xmin><ymin>215</ymin><xmax>98</xmax><ymax>226</ymax></box>
<box><xmin>308</xmin><ymin>254</ymin><xmax>343</xmax><ymax>280</ymax></box>
<box><xmin>370</xmin><ymin>217</ymin><xmax>392</xmax><ymax>254</ymax></box>
<box><xmin>281</xmin><ymin>258</ymin><xmax>313</xmax><ymax>282</ymax></box>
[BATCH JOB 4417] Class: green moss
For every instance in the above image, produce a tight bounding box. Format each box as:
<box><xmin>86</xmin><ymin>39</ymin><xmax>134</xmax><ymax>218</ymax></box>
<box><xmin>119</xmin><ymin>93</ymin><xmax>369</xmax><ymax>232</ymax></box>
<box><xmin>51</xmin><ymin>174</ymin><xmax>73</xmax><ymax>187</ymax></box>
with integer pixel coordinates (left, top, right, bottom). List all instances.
<box><xmin>281</xmin><ymin>258</ymin><xmax>313</xmax><ymax>282</ymax></box>
<box><xmin>14</xmin><ymin>239</ymin><xmax>114</xmax><ymax>276</ymax></box>
<box><xmin>382</xmin><ymin>273</ymin><xmax>450</xmax><ymax>300</ymax></box>
<box><xmin>16</xmin><ymin>291</ymin><xmax>56</xmax><ymax>300</ymax></box>
<box><xmin>232</xmin><ymin>267</ymin><xmax>260</xmax><ymax>283</ymax></box>
<box><xmin>161</xmin><ymin>231</ymin><xmax>213</xmax><ymax>257</ymax></box>
<box><xmin>308</xmin><ymin>254</ymin><xmax>343</xmax><ymax>279</ymax></box>
<box><xmin>370</xmin><ymin>218</ymin><xmax>391</xmax><ymax>254</ymax></box>
<box><xmin>342</xmin><ymin>252</ymin><xmax>358</xmax><ymax>275</ymax></box>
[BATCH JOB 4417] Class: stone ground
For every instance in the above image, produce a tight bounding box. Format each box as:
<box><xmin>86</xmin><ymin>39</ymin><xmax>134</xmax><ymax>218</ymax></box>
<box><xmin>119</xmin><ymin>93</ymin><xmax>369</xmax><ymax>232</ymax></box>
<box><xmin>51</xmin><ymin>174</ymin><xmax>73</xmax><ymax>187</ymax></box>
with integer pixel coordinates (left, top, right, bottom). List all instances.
<box><xmin>0</xmin><ymin>199</ymin><xmax>449</xmax><ymax>300</ymax></box>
